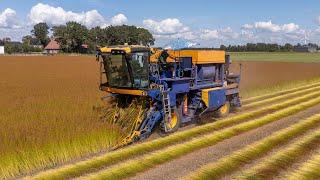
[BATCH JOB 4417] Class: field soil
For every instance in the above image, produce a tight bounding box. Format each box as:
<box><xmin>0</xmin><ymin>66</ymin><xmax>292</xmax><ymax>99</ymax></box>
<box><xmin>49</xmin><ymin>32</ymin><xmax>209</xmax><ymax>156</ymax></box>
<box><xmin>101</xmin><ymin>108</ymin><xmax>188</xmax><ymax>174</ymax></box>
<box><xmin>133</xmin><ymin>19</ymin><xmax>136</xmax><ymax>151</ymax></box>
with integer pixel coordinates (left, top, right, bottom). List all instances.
<box><xmin>230</xmin><ymin>61</ymin><xmax>320</xmax><ymax>90</ymax></box>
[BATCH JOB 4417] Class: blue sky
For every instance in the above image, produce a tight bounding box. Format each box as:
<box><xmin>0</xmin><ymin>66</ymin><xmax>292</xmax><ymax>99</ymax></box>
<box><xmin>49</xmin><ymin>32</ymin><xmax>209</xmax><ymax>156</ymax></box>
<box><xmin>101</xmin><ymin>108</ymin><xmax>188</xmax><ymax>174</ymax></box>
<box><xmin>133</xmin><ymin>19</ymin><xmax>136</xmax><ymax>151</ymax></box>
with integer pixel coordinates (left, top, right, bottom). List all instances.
<box><xmin>1</xmin><ymin>0</ymin><xmax>320</xmax><ymax>47</ymax></box>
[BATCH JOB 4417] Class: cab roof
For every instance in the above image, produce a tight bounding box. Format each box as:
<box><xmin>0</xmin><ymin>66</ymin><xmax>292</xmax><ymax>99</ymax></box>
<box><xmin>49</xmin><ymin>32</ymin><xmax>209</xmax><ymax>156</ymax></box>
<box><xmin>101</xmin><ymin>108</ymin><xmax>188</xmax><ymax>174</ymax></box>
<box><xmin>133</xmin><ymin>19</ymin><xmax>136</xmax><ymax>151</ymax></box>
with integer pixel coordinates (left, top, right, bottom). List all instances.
<box><xmin>100</xmin><ymin>45</ymin><xmax>150</xmax><ymax>53</ymax></box>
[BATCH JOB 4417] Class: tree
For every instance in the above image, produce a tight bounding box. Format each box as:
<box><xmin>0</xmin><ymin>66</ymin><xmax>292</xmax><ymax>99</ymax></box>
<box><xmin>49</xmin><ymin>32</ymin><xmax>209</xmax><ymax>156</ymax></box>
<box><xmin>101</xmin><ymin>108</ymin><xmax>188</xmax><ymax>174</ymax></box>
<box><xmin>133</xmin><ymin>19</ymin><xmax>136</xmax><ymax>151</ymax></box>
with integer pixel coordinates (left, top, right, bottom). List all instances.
<box><xmin>53</xmin><ymin>21</ymin><xmax>88</xmax><ymax>52</ymax></box>
<box><xmin>52</xmin><ymin>22</ymin><xmax>154</xmax><ymax>53</ymax></box>
<box><xmin>22</xmin><ymin>35</ymin><xmax>33</xmax><ymax>45</ymax></box>
<box><xmin>104</xmin><ymin>25</ymin><xmax>154</xmax><ymax>46</ymax></box>
<box><xmin>283</xmin><ymin>43</ymin><xmax>293</xmax><ymax>52</ymax></box>
<box><xmin>32</xmin><ymin>22</ymin><xmax>49</xmax><ymax>47</ymax></box>
<box><xmin>2</xmin><ymin>37</ymin><xmax>11</xmax><ymax>43</ymax></box>
<box><xmin>88</xmin><ymin>26</ymin><xmax>108</xmax><ymax>50</ymax></box>
<box><xmin>219</xmin><ymin>45</ymin><xmax>227</xmax><ymax>50</ymax></box>
<box><xmin>4</xmin><ymin>42</ymin><xmax>23</xmax><ymax>54</ymax></box>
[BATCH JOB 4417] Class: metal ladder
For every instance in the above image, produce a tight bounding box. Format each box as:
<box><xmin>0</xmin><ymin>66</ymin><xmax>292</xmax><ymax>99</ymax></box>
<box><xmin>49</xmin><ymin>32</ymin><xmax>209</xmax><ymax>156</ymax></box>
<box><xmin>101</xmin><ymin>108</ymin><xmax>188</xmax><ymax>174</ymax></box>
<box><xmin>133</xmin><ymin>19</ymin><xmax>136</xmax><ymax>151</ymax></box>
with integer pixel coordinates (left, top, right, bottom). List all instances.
<box><xmin>160</xmin><ymin>86</ymin><xmax>172</xmax><ymax>132</ymax></box>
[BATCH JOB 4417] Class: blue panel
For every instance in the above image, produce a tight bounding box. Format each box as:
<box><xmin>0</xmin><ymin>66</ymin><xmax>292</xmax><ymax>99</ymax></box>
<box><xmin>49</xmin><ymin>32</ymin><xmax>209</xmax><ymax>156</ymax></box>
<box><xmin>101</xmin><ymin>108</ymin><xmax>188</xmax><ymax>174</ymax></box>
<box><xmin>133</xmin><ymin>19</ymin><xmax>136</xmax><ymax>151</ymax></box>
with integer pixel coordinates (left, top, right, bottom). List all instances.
<box><xmin>147</xmin><ymin>90</ymin><xmax>161</xmax><ymax>101</ymax></box>
<box><xmin>169</xmin><ymin>92</ymin><xmax>176</xmax><ymax>106</ymax></box>
<box><xmin>171</xmin><ymin>81</ymin><xmax>190</xmax><ymax>93</ymax></box>
<box><xmin>209</xmin><ymin>89</ymin><xmax>226</xmax><ymax>109</ymax></box>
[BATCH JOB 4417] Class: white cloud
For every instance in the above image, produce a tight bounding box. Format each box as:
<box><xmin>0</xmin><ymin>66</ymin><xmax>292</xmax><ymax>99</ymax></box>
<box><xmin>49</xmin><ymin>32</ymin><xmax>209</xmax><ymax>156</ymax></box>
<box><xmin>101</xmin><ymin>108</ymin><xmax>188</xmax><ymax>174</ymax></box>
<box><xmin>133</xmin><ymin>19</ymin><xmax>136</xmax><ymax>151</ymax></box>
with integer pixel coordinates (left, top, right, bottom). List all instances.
<box><xmin>28</xmin><ymin>3</ymin><xmax>107</xmax><ymax>28</ymax></box>
<box><xmin>282</xmin><ymin>23</ymin><xmax>299</xmax><ymax>33</ymax></box>
<box><xmin>317</xmin><ymin>16</ymin><xmax>320</xmax><ymax>25</ymax></box>
<box><xmin>200</xmin><ymin>27</ymin><xmax>239</xmax><ymax>40</ymax></box>
<box><xmin>0</xmin><ymin>27</ymin><xmax>30</xmax><ymax>41</ymax></box>
<box><xmin>242</xmin><ymin>20</ymin><xmax>299</xmax><ymax>33</ymax></box>
<box><xmin>254</xmin><ymin>21</ymin><xmax>282</xmax><ymax>32</ymax></box>
<box><xmin>143</xmin><ymin>18</ymin><xmax>189</xmax><ymax>35</ymax></box>
<box><xmin>0</xmin><ymin>8</ymin><xmax>20</xmax><ymax>28</ymax></box>
<box><xmin>111</xmin><ymin>13</ymin><xmax>127</xmax><ymax>25</ymax></box>
<box><xmin>200</xmin><ymin>29</ymin><xmax>219</xmax><ymax>39</ymax></box>
<box><xmin>242</xmin><ymin>24</ymin><xmax>254</xmax><ymax>29</ymax></box>
<box><xmin>171</xmin><ymin>31</ymin><xmax>197</xmax><ymax>40</ymax></box>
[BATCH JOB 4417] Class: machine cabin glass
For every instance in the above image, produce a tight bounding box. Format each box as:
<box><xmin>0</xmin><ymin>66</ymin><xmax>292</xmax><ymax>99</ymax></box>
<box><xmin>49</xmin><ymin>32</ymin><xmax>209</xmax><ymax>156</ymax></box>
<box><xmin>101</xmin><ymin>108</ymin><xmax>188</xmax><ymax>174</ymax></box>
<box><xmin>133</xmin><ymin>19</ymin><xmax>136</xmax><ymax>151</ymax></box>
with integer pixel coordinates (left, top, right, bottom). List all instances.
<box><xmin>102</xmin><ymin>50</ymin><xmax>149</xmax><ymax>89</ymax></box>
<box><xmin>129</xmin><ymin>52</ymin><xmax>149</xmax><ymax>88</ymax></box>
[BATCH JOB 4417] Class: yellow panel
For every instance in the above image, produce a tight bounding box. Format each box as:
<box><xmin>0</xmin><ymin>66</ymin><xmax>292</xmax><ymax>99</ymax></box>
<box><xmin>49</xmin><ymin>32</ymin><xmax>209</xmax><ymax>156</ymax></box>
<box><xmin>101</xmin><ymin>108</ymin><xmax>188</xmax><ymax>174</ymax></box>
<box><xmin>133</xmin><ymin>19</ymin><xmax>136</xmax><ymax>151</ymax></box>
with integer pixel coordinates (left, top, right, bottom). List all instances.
<box><xmin>104</xmin><ymin>87</ymin><xmax>147</xmax><ymax>96</ymax></box>
<box><xmin>100</xmin><ymin>46</ymin><xmax>131</xmax><ymax>53</ymax></box>
<box><xmin>150</xmin><ymin>49</ymin><xmax>226</xmax><ymax>64</ymax></box>
<box><xmin>197</xmin><ymin>50</ymin><xmax>225</xmax><ymax>64</ymax></box>
<box><xmin>201</xmin><ymin>87</ymin><xmax>223</xmax><ymax>107</ymax></box>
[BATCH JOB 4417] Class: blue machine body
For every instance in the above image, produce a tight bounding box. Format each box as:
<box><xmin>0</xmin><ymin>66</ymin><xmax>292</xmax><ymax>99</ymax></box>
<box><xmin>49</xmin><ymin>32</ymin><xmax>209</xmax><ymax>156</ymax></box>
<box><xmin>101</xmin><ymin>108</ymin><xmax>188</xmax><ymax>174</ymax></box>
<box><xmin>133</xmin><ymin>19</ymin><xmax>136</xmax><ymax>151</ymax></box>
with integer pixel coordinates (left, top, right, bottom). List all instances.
<box><xmin>98</xmin><ymin>47</ymin><xmax>241</xmax><ymax>141</ymax></box>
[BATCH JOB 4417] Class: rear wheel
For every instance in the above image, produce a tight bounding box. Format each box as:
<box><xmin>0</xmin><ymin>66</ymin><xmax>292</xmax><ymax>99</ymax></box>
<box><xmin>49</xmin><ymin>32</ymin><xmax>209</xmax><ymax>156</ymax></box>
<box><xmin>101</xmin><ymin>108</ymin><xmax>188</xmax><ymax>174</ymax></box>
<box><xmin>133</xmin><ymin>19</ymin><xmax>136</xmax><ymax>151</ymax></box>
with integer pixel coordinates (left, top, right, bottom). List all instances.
<box><xmin>214</xmin><ymin>101</ymin><xmax>230</xmax><ymax>118</ymax></box>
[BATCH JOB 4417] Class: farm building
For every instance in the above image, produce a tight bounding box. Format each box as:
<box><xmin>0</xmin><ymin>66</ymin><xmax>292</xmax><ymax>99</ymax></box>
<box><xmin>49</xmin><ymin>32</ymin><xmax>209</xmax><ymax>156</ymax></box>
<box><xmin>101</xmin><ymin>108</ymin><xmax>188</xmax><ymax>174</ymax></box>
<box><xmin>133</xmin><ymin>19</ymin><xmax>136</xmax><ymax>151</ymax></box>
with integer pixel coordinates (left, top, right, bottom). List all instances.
<box><xmin>80</xmin><ymin>44</ymin><xmax>89</xmax><ymax>53</ymax></box>
<box><xmin>0</xmin><ymin>46</ymin><xmax>4</xmax><ymax>54</ymax></box>
<box><xmin>44</xmin><ymin>39</ymin><xmax>60</xmax><ymax>54</ymax></box>
<box><xmin>0</xmin><ymin>40</ymin><xmax>4</xmax><ymax>54</ymax></box>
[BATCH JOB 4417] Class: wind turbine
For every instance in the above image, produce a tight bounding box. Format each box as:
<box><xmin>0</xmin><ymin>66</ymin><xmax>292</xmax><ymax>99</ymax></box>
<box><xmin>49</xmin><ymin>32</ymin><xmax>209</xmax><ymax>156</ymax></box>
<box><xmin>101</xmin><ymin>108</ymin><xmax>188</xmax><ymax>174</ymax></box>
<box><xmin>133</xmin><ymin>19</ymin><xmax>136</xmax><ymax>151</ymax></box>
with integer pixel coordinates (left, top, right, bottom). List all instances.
<box><xmin>302</xmin><ymin>30</ymin><xmax>310</xmax><ymax>45</ymax></box>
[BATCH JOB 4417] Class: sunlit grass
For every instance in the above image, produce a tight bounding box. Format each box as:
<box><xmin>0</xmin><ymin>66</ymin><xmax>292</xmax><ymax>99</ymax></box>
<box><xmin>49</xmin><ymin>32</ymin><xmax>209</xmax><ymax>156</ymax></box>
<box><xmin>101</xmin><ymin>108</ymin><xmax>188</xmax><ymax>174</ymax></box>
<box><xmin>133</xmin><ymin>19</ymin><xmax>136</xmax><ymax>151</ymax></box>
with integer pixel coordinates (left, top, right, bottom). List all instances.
<box><xmin>241</xmin><ymin>77</ymin><xmax>320</xmax><ymax>99</ymax></box>
<box><xmin>286</xmin><ymin>151</ymin><xmax>320</xmax><ymax>180</ymax></box>
<box><xmin>83</xmin><ymin>95</ymin><xmax>320</xmax><ymax>179</ymax></box>
<box><xmin>0</xmin><ymin>56</ymin><xmax>125</xmax><ymax>178</ymax></box>
<box><xmin>30</xmin><ymin>86</ymin><xmax>320</xmax><ymax>179</ymax></box>
<box><xmin>243</xmin><ymin>84</ymin><xmax>320</xmax><ymax>109</ymax></box>
<box><xmin>2</xmin><ymin>56</ymin><xmax>320</xmax><ymax>179</ymax></box>
<box><xmin>240</xmin><ymin>124</ymin><xmax>320</xmax><ymax>179</ymax></box>
<box><xmin>230</xmin><ymin>52</ymin><xmax>320</xmax><ymax>63</ymax></box>
<box><xmin>186</xmin><ymin>114</ymin><xmax>320</xmax><ymax>180</ymax></box>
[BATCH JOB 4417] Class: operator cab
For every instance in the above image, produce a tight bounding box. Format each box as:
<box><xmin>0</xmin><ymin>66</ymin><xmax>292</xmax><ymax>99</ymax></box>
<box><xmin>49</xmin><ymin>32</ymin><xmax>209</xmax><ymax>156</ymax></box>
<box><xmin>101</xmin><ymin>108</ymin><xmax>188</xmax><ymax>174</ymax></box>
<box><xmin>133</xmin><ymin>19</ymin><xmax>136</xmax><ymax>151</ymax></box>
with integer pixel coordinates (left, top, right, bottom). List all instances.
<box><xmin>97</xmin><ymin>45</ymin><xmax>150</xmax><ymax>91</ymax></box>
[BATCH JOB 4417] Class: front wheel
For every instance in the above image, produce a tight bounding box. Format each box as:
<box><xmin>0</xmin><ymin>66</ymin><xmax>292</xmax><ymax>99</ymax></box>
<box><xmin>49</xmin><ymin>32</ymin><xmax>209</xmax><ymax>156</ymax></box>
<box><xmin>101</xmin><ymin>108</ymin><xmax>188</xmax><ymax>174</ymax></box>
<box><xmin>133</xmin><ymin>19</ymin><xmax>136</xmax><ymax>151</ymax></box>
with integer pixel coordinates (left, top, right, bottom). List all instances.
<box><xmin>159</xmin><ymin>107</ymin><xmax>181</xmax><ymax>136</ymax></box>
<box><xmin>214</xmin><ymin>101</ymin><xmax>230</xmax><ymax>118</ymax></box>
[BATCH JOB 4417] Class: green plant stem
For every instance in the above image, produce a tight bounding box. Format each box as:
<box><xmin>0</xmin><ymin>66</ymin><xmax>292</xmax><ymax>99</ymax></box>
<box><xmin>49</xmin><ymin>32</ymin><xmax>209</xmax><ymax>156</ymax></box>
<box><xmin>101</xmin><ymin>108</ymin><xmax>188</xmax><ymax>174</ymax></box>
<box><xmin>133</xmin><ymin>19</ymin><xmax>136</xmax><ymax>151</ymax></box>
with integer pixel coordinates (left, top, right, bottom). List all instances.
<box><xmin>243</xmin><ymin>84</ymin><xmax>320</xmax><ymax>109</ymax></box>
<box><xmin>242</xmin><ymin>81</ymin><xmax>320</xmax><ymax>104</ymax></box>
<box><xmin>29</xmin><ymin>90</ymin><xmax>320</xmax><ymax>179</ymax></box>
<box><xmin>85</xmin><ymin>95</ymin><xmax>320</xmax><ymax>179</ymax></box>
<box><xmin>286</xmin><ymin>151</ymin><xmax>320</xmax><ymax>180</ymax></box>
<box><xmin>241</xmin><ymin>122</ymin><xmax>320</xmax><ymax>179</ymax></box>
<box><xmin>187</xmin><ymin>114</ymin><xmax>320</xmax><ymax>180</ymax></box>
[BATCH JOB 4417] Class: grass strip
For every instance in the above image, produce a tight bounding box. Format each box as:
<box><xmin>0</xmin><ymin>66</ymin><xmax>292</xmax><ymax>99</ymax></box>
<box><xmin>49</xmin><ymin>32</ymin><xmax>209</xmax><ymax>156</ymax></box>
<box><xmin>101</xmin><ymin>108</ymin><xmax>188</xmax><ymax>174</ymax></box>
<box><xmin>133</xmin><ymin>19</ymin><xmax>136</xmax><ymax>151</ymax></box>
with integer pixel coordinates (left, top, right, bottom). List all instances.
<box><xmin>186</xmin><ymin>113</ymin><xmax>320</xmax><ymax>180</ymax></box>
<box><xmin>29</xmin><ymin>90</ymin><xmax>320</xmax><ymax>179</ymax></box>
<box><xmin>286</xmin><ymin>151</ymin><xmax>320</xmax><ymax>180</ymax></box>
<box><xmin>239</xmin><ymin>125</ymin><xmax>320</xmax><ymax>180</ymax></box>
<box><xmin>242</xmin><ymin>81</ymin><xmax>320</xmax><ymax>104</ymax></box>
<box><xmin>85</xmin><ymin>95</ymin><xmax>320</xmax><ymax>179</ymax></box>
<box><xmin>243</xmin><ymin>85</ymin><xmax>320</xmax><ymax>109</ymax></box>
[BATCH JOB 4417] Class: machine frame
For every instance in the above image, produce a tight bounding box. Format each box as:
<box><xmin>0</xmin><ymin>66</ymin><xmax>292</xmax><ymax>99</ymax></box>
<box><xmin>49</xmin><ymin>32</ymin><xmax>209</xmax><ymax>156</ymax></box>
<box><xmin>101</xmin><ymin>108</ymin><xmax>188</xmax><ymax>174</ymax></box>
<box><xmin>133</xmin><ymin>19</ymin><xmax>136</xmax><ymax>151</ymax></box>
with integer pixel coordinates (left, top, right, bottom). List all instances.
<box><xmin>96</xmin><ymin>45</ymin><xmax>241</xmax><ymax>145</ymax></box>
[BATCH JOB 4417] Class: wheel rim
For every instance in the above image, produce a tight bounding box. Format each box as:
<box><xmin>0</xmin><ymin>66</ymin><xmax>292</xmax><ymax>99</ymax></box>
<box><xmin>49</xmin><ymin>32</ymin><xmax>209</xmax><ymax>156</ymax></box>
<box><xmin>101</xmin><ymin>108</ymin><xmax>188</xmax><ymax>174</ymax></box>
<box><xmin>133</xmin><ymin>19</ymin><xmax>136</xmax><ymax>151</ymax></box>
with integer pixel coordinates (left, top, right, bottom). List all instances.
<box><xmin>167</xmin><ymin>112</ymin><xmax>178</xmax><ymax>129</ymax></box>
<box><xmin>220</xmin><ymin>103</ymin><xmax>229</xmax><ymax>114</ymax></box>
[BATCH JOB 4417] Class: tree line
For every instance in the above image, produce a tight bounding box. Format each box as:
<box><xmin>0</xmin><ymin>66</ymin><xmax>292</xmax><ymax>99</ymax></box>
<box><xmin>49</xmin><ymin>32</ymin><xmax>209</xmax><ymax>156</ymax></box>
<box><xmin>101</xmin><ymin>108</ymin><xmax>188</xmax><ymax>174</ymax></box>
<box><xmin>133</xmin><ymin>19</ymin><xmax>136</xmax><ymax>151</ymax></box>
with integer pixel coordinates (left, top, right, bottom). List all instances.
<box><xmin>219</xmin><ymin>43</ymin><xmax>319</xmax><ymax>52</ymax></box>
<box><xmin>1</xmin><ymin>22</ymin><xmax>155</xmax><ymax>54</ymax></box>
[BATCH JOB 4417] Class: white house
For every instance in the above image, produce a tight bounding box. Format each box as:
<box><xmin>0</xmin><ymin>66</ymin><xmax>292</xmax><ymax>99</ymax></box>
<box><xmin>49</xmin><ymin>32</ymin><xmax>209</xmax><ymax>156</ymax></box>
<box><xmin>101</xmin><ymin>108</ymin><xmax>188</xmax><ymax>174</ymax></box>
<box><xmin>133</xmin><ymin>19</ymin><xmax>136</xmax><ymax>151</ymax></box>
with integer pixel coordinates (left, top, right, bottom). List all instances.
<box><xmin>0</xmin><ymin>46</ymin><xmax>4</xmax><ymax>54</ymax></box>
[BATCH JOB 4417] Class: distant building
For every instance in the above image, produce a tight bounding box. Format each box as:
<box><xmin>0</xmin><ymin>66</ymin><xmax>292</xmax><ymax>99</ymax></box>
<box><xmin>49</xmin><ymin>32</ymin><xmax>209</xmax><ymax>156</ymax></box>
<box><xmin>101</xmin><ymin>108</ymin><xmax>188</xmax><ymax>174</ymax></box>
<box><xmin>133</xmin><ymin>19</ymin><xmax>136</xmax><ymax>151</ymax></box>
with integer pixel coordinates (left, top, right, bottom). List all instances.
<box><xmin>44</xmin><ymin>39</ymin><xmax>60</xmax><ymax>54</ymax></box>
<box><xmin>0</xmin><ymin>46</ymin><xmax>4</xmax><ymax>54</ymax></box>
<box><xmin>80</xmin><ymin>44</ymin><xmax>88</xmax><ymax>53</ymax></box>
<box><xmin>294</xmin><ymin>45</ymin><xmax>318</xmax><ymax>53</ymax></box>
<box><xmin>0</xmin><ymin>39</ymin><xmax>4</xmax><ymax>54</ymax></box>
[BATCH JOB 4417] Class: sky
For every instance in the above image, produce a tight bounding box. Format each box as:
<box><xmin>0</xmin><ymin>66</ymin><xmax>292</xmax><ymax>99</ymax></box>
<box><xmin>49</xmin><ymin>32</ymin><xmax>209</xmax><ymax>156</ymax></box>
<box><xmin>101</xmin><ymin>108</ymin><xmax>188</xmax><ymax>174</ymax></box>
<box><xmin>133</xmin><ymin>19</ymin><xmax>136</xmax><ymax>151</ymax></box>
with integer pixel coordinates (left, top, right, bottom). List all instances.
<box><xmin>1</xmin><ymin>0</ymin><xmax>320</xmax><ymax>47</ymax></box>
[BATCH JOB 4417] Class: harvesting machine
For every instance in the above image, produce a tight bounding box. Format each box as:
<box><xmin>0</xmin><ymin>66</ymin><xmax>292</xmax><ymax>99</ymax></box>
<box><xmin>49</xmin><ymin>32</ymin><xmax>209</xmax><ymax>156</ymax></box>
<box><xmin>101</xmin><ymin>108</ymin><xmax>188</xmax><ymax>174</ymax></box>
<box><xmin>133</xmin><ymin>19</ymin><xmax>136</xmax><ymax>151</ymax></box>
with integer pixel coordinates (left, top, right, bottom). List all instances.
<box><xmin>96</xmin><ymin>45</ymin><xmax>241</xmax><ymax>146</ymax></box>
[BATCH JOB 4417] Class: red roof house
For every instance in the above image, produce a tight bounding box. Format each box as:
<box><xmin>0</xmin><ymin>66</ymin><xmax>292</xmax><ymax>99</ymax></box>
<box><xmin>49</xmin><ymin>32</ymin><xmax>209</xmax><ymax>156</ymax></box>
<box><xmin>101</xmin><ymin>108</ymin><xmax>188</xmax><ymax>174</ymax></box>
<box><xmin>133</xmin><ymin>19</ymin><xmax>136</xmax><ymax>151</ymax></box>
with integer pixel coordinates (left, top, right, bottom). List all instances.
<box><xmin>44</xmin><ymin>39</ymin><xmax>60</xmax><ymax>54</ymax></box>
